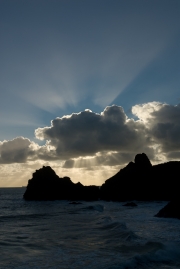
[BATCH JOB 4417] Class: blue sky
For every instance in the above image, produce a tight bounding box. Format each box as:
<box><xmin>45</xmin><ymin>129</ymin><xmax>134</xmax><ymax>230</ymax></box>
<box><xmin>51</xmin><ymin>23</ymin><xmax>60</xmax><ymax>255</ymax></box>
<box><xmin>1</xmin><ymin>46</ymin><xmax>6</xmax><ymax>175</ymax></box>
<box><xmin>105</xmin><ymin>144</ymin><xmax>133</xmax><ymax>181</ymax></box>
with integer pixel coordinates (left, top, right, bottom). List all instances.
<box><xmin>0</xmin><ymin>0</ymin><xmax>180</xmax><ymax>186</ymax></box>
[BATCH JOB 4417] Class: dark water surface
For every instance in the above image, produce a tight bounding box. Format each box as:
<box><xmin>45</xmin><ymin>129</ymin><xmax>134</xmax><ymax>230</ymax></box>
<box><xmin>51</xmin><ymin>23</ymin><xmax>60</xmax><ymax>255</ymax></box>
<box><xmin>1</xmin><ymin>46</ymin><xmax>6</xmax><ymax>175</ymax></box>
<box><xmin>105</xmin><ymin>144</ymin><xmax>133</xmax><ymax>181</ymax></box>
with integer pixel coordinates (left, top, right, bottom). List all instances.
<box><xmin>0</xmin><ymin>188</ymin><xmax>180</xmax><ymax>269</ymax></box>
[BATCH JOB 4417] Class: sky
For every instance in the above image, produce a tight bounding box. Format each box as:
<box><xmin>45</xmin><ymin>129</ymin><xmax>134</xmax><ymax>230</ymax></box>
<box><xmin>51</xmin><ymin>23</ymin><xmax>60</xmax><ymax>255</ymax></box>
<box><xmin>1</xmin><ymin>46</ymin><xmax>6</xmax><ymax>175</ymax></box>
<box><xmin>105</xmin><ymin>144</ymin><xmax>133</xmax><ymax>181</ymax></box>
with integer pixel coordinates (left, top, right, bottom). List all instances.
<box><xmin>0</xmin><ymin>0</ymin><xmax>180</xmax><ymax>187</ymax></box>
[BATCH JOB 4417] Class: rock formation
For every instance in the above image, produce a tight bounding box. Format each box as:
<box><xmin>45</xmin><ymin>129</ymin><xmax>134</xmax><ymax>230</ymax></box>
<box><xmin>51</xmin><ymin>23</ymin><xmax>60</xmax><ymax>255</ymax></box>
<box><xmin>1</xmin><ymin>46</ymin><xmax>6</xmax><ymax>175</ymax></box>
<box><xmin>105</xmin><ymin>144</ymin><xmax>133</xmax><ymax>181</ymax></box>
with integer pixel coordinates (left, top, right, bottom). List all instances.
<box><xmin>23</xmin><ymin>153</ymin><xmax>180</xmax><ymax>202</ymax></box>
<box><xmin>23</xmin><ymin>166</ymin><xmax>99</xmax><ymax>201</ymax></box>
<box><xmin>155</xmin><ymin>200</ymin><xmax>180</xmax><ymax>219</ymax></box>
<box><xmin>100</xmin><ymin>153</ymin><xmax>180</xmax><ymax>201</ymax></box>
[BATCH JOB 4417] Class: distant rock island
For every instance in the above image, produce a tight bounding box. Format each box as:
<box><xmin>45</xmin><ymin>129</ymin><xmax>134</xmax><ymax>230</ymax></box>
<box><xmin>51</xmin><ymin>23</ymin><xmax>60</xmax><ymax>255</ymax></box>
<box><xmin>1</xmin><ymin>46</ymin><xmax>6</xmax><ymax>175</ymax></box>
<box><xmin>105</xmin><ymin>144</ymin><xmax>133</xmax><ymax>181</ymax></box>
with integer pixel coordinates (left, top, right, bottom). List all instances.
<box><xmin>23</xmin><ymin>153</ymin><xmax>180</xmax><ymax>202</ymax></box>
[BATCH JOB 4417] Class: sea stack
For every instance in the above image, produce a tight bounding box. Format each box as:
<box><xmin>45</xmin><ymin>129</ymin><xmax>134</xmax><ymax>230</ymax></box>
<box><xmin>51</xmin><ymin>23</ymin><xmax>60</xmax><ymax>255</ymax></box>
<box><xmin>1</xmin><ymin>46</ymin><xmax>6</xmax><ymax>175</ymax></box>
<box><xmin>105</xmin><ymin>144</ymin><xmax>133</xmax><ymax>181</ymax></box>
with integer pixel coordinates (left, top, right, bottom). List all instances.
<box><xmin>23</xmin><ymin>166</ymin><xmax>99</xmax><ymax>201</ymax></box>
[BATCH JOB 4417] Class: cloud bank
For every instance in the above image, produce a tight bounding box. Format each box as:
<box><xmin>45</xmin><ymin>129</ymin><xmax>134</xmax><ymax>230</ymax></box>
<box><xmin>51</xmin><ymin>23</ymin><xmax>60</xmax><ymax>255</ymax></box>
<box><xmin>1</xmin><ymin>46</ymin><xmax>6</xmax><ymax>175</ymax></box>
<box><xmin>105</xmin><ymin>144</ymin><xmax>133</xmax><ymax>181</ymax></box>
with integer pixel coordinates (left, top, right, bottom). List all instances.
<box><xmin>0</xmin><ymin>102</ymin><xmax>180</xmax><ymax>169</ymax></box>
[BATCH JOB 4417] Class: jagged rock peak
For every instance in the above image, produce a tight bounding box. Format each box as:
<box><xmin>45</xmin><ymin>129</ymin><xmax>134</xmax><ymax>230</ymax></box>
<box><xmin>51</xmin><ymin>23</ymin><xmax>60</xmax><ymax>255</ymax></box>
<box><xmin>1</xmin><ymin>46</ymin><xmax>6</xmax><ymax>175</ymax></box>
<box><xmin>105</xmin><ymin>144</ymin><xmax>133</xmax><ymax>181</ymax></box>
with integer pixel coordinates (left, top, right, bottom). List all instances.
<box><xmin>33</xmin><ymin>166</ymin><xmax>57</xmax><ymax>178</ymax></box>
<box><xmin>134</xmin><ymin>153</ymin><xmax>152</xmax><ymax>167</ymax></box>
<box><xmin>34</xmin><ymin>165</ymin><xmax>55</xmax><ymax>173</ymax></box>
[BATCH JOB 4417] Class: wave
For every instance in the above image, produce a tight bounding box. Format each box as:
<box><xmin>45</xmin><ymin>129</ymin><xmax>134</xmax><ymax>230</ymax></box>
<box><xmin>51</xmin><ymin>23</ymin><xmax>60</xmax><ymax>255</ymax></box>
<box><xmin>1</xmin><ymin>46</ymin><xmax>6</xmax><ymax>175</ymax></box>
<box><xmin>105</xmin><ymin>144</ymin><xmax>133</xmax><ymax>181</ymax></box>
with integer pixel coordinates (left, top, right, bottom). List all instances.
<box><xmin>107</xmin><ymin>241</ymin><xmax>180</xmax><ymax>269</ymax></box>
<box><xmin>0</xmin><ymin>212</ymin><xmax>54</xmax><ymax>222</ymax></box>
<box><xmin>98</xmin><ymin>221</ymin><xmax>139</xmax><ymax>244</ymax></box>
<box><xmin>81</xmin><ymin>204</ymin><xmax>104</xmax><ymax>212</ymax></box>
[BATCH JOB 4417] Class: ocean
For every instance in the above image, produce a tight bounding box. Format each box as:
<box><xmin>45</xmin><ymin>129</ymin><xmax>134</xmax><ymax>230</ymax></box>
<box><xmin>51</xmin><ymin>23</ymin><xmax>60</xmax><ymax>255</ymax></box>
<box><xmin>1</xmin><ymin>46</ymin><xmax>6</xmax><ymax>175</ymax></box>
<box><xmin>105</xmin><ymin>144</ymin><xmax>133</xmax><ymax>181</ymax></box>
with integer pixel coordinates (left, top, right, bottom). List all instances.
<box><xmin>0</xmin><ymin>188</ymin><xmax>180</xmax><ymax>269</ymax></box>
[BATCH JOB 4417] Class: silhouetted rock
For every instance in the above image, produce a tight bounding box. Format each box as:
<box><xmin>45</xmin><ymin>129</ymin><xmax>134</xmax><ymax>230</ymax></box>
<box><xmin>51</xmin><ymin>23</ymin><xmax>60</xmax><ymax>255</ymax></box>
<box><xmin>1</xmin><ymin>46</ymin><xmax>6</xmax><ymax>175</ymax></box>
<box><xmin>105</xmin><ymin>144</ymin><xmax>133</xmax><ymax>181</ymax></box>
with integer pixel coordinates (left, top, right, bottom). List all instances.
<box><xmin>23</xmin><ymin>166</ymin><xmax>99</xmax><ymax>201</ymax></box>
<box><xmin>23</xmin><ymin>153</ymin><xmax>180</xmax><ymax>202</ymax></box>
<box><xmin>100</xmin><ymin>153</ymin><xmax>180</xmax><ymax>201</ymax></box>
<box><xmin>123</xmin><ymin>202</ymin><xmax>137</xmax><ymax>207</ymax></box>
<box><xmin>134</xmin><ymin>153</ymin><xmax>152</xmax><ymax>168</ymax></box>
<box><xmin>155</xmin><ymin>200</ymin><xmax>180</xmax><ymax>219</ymax></box>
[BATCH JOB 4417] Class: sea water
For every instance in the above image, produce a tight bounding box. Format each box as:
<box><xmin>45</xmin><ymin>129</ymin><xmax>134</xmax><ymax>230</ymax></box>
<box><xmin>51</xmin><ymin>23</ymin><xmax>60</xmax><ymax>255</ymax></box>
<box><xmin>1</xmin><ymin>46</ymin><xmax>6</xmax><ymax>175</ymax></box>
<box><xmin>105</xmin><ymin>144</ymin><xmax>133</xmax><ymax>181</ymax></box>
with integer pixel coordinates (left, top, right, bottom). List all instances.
<box><xmin>0</xmin><ymin>188</ymin><xmax>180</xmax><ymax>269</ymax></box>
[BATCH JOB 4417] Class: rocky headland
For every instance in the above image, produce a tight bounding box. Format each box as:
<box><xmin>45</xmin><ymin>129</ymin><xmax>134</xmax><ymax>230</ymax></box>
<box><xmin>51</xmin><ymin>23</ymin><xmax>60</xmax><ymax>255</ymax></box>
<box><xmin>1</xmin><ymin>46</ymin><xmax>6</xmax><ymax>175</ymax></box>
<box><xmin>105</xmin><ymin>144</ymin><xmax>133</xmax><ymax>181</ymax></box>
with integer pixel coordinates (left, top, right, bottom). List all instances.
<box><xmin>23</xmin><ymin>153</ymin><xmax>180</xmax><ymax>204</ymax></box>
<box><xmin>100</xmin><ymin>153</ymin><xmax>180</xmax><ymax>201</ymax></box>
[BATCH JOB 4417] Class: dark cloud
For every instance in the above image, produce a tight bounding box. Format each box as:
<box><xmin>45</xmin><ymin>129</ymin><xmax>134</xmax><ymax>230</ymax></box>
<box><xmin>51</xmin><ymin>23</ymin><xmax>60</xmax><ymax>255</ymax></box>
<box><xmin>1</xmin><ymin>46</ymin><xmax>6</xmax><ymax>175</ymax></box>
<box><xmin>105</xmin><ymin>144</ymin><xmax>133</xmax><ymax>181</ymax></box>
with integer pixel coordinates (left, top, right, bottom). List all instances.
<box><xmin>35</xmin><ymin>144</ymin><xmax>60</xmax><ymax>161</ymax></box>
<box><xmin>35</xmin><ymin>105</ymin><xmax>151</xmax><ymax>160</ymax></box>
<box><xmin>150</xmin><ymin>103</ymin><xmax>180</xmax><ymax>151</ymax></box>
<box><xmin>166</xmin><ymin>151</ymin><xmax>180</xmax><ymax>159</ymax></box>
<box><xmin>0</xmin><ymin>137</ymin><xmax>34</xmax><ymax>164</ymax></box>
<box><xmin>36</xmin><ymin>103</ymin><xmax>180</xmax><ymax>164</ymax></box>
<box><xmin>1</xmin><ymin>103</ymin><xmax>180</xmax><ymax>166</ymax></box>
<box><xmin>63</xmin><ymin>159</ymin><xmax>75</xmax><ymax>168</ymax></box>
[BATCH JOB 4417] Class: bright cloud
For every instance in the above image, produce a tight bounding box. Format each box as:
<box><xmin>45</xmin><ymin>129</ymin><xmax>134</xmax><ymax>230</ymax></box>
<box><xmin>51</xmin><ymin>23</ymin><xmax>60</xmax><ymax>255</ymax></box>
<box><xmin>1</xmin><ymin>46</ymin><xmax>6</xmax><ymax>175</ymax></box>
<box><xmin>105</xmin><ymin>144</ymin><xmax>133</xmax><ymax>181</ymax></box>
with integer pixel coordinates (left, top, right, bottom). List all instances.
<box><xmin>132</xmin><ymin>102</ymin><xmax>180</xmax><ymax>155</ymax></box>
<box><xmin>132</xmin><ymin>102</ymin><xmax>164</xmax><ymax>123</ymax></box>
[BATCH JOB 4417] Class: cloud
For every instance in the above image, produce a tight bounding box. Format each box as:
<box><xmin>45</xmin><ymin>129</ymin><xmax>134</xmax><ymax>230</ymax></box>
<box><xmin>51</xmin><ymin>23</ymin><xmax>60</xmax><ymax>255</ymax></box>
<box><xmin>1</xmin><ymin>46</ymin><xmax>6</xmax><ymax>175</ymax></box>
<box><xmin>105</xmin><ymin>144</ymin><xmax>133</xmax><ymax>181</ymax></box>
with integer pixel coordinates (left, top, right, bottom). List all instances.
<box><xmin>35</xmin><ymin>102</ymin><xmax>180</xmax><ymax>166</ymax></box>
<box><xmin>63</xmin><ymin>148</ymin><xmax>156</xmax><ymax>169</ymax></box>
<box><xmin>63</xmin><ymin>159</ymin><xmax>75</xmax><ymax>168</ymax></box>
<box><xmin>36</xmin><ymin>143</ymin><xmax>60</xmax><ymax>161</ymax></box>
<box><xmin>63</xmin><ymin>153</ymin><xmax>133</xmax><ymax>169</ymax></box>
<box><xmin>167</xmin><ymin>151</ymin><xmax>180</xmax><ymax>159</ymax></box>
<box><xmin>1</xmin><ymin>103</ymin><xmax>180</xmax><ymax>169</ymax></box>
<box><xmin>0</xmin><ymin>137</ymin><xmax>38</xmax><ymax>164</ymax></box>
<box><xmin>132</xmin><ymin>102</ymin><xmax>180</xmax><ymax>156</ymax></box>
<box><xmin>35</xmin><ymin>105</ymin><xmax>151</xmax><ymax>160</ymax></box>
<box><xmin>132</xmin><ymin>102</ymin><xmax>164</xmax><ymax>123</ymax></box>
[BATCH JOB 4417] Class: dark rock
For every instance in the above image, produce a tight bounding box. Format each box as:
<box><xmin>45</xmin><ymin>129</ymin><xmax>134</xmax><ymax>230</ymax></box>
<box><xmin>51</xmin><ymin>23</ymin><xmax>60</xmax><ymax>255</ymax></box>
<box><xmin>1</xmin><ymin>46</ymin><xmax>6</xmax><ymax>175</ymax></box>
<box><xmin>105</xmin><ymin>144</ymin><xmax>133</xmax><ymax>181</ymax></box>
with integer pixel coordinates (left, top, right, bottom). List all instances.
<box><xmin>134</xmin><ymin>153</ymin><xmax>152</xmax><ymax>168</ymax></box>
<box><xmin>100</xmin><ymin>153</ymin><xmax>153</xmax><ymax>201</ymax></box>
<box><xmin>100</xmin><ymin>153</ymin><xmax>180</xmax><ymax>201</ymax></box>
<box><xmin>23</xmin><ymin>153</ymin><xmax>180</xmax><ymax>202</ymax></box>
<box><xmin>155</xmin><ymin>200</ymin><xmax>180</xmax><ymax>219</ymax></box>
<box><xmin>23</xmin><ymin>166</ymin><xmax>100</xmax><ymax>201</ymax></box>
<box><xmin>123</xmin><ymin>202</ymin><xmax>137</xmax><ymax>207</ymax></box>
